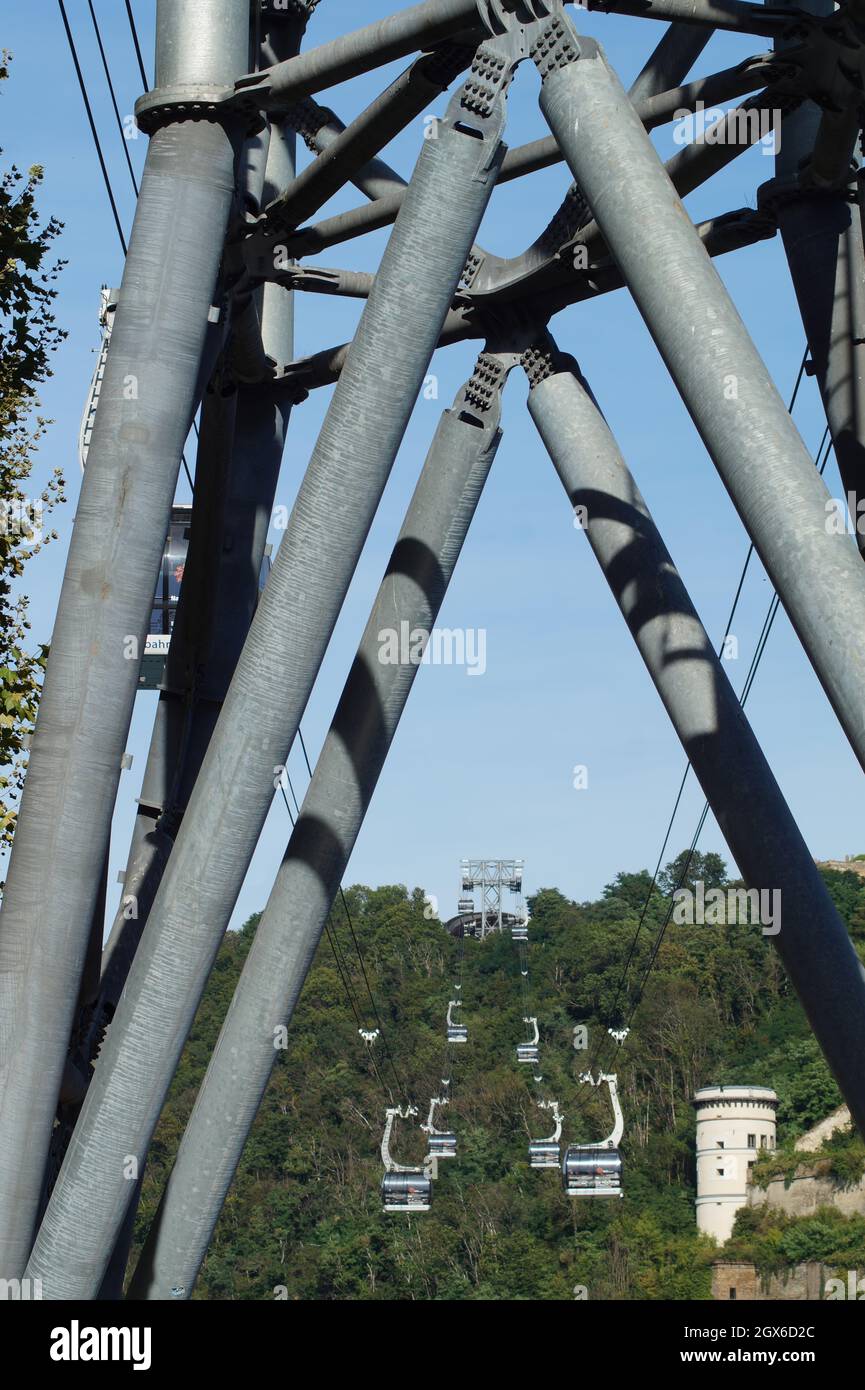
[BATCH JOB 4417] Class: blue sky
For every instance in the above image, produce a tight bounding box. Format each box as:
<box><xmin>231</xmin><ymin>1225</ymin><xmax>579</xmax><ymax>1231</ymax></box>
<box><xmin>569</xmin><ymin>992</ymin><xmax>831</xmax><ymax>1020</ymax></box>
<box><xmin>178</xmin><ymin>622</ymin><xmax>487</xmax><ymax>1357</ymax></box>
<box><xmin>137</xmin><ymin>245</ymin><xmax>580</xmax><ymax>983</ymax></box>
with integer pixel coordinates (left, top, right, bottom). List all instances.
<box><xmin>3</xmin><ymin>0</ymin><xmax>861</xmax><ymax>939</ymax></box>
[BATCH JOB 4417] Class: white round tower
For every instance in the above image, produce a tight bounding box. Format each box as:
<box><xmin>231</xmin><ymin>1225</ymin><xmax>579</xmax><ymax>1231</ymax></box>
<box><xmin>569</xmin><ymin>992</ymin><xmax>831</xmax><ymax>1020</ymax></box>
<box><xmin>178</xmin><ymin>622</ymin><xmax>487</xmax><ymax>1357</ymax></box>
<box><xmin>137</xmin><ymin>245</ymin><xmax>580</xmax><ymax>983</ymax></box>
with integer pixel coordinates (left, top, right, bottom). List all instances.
<box><xmin>693</xmin><ymin>1085</ymin><xmax>778</xmax><ymax>1243</ymax></box>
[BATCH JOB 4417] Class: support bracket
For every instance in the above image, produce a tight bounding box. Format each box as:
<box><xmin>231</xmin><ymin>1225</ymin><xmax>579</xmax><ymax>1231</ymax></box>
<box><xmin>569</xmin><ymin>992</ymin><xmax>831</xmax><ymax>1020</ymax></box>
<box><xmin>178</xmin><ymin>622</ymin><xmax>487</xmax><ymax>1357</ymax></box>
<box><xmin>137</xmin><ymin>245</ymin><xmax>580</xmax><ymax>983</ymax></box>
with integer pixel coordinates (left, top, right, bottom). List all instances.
<box><xmin>135</xmin><ymin>84</ymin><xmax>265</xmax><ymax>137</ymax></box>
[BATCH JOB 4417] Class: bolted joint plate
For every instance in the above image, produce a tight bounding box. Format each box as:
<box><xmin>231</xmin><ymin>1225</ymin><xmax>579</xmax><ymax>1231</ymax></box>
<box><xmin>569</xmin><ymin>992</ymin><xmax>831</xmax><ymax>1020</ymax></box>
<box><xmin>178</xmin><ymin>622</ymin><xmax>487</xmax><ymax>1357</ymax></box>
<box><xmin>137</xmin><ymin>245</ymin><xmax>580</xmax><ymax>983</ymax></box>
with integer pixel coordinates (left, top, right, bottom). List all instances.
<box><xmin>418</xmin><ymin>42</ymin><xmax>479</xmax><ymax>91</ymax></box>
<box><xmin>462</xmin><ymin>47</ymin><xmax>513</xmax><ymax>122</ymax></box>
<box><xmin>531</xmin><ymin>16</ymin><xmax>598</xmax><ymax>81</ymax></box>
<box><xmin>135</xmin><ymin>84</ymin><xmax>266</xmax><ymax>137</ymax></box>
<box><xmin>468</xmin><ymin>2</ymin><xmax>594</xmax><ymax>108</ymax></box>
<box><xmin>459</xmin><ymin>325</ymin><xmax>557</xmax><ymax>416</ymax></box>
<box><xmin>455</xmin><ymin>0</ymin><xmax>579</xmax><ymax>141</ymax></box>
<box><xmin>463</xmin><ymin>352</ymin><xmax>511</xmax><ymax>414</ymax></box>
<box><xmin>522</xmin><ymin>337</ymin><xmax>579</xmax><ymax>388</ymax></box>
<box><xmin>769</xmin><ymin>10</ymin><xmax>865</xmax><ymax>120</ymax></box>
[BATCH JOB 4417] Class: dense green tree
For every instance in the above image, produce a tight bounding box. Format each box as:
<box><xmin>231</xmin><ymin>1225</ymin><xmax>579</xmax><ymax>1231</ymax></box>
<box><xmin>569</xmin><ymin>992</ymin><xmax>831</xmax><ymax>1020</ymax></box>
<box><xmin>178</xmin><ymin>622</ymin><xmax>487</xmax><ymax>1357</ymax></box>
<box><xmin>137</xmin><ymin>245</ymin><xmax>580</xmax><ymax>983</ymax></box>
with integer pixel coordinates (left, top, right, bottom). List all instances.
<box><xmin>658</xmin><ymin>849</ymin><xmax>728</xmax><ymax>897</ymax></box>
<box><xmin>130</xmin><ymin>864</ymin><xmax>860</xmax><ymax>1300</ymax></box>
<box><xmin>0</xmin><ymin>52</ymin><xmax>65</xmax><ymax>853</ymax></box>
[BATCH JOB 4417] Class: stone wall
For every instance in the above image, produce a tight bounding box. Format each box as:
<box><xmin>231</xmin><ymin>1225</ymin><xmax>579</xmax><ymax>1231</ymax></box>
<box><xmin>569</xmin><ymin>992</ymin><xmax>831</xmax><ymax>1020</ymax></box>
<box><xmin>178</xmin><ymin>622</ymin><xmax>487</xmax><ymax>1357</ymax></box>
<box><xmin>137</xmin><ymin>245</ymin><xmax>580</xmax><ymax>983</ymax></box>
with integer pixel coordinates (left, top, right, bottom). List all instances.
<box><xmin>794</xmin><ymin>1107</ymin><xmax>851</xmax><ymax>1153</ymax></box>
<box><xmin>816</xmin><ymin>858</ymin><xmax>865</xmax><ymax>877</ymax></box>
<box><xmin>748</xmin><ymin>1172</ymin><xmax>865</xmax><ymax>1219</ymax></box>
<box><xmin>712</xmin><ymin>1262</ymin><xmax>825</xmax><ymax>1301</ymax></box>
<box><xmin>745</xmin><ymin>1105</ymin><xmax>864</xmax><ymax>1217</ymax></box>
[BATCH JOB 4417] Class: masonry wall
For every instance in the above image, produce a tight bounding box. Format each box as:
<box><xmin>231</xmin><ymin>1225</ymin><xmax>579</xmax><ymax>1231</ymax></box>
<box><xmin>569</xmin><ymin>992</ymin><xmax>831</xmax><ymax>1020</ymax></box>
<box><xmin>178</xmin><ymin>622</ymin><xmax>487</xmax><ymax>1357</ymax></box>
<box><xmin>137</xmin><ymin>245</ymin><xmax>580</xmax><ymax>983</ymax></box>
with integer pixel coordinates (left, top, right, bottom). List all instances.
<box><xmin>748</xmin><ymin>1173</ymin><xmax>865</xmax><ymax>1220</ymax></box>
<box><xmin>794</xmin><ymin>1106</ymin><xmax>850</xmax><ymax>1153</ymax></box>
<box><xmin>712</xmin><ymin>1262</ymin><xmax>826</xmax><ymax>1301</ymax></box>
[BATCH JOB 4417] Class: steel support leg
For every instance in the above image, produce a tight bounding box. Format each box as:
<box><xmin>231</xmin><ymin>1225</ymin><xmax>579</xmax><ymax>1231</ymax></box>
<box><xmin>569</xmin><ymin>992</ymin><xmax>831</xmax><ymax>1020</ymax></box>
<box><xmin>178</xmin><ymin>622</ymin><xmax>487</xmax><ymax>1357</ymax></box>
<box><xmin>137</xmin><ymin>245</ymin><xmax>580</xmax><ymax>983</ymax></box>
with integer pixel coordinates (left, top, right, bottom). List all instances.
<box><xmin>536</xmin><ymin>29</ymin><xmax>865</xmax><ymax>774</ymax></box>
<box><xmin>100</xmin><ymin>36</ymin><xmax>300</xmax><ymax>1022</ymax></box>
<box><xmin>764</xmin><ymin>2</ymin><xmax>865</xmax><ymax>558</ymax></box>
<box><xmin>527</xmin><ymin>346</ymin><xmax>865</xmax><ymax>1133</ymax></box>
<box><xmin>95</xmin><ymin>381</ymin><xmax>239</xmax><ymax>1076</ymax></box>
<box><xmin>25</xmin><ymin>70</ymin><xmax>507</xmax><ymax>1300</ymax></box>
<box><xmin>774</xmin><ymin>191</ymin><xmax>865</xmax><ymax>558</ymax></box>
<box><xmin>94</xmin><ymin>13</ymin><xmax>306</xmax><ymax>1300</ymax></box>
<box><xmin>0</xmin><ymin>0</ymin><xmax>249</xmax><ymax>1280</ymax></box>
<box><xmin>128</xmin><ymin>356</ymin><xmax>504</xmax><ymax>1300</ymax></box>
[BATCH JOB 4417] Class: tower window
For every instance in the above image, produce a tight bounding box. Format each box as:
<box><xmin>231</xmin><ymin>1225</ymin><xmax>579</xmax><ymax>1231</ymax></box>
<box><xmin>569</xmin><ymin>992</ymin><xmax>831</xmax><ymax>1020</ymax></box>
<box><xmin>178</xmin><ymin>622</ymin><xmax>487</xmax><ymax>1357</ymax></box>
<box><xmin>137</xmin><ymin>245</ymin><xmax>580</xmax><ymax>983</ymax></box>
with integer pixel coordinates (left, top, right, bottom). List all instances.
<box><xmin>747</xmin><ymin>1133</ymin><xmax>756</xmax><ymax>1147</ymax></box>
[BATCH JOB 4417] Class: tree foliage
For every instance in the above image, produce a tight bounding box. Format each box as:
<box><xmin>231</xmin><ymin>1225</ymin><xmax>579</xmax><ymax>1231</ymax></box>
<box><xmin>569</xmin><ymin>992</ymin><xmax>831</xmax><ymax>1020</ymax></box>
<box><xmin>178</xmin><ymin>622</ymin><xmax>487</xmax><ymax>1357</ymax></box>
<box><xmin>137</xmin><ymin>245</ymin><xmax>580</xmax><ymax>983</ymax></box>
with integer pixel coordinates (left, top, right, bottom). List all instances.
<box><xmin>129</xmin><ymin>861</ymin><xmax>865</xmax><ymax>1300</ymax></box>
<box><xmin>657</xmin><ymin>849</ymin><xmax>728</xmax><ymax>897</ymax></box>
<box><xmin>0</xmin><ymin>52</ymin><xmax>66</xmax><ymax>849</ymax></box>
<box><xmin>726</xmin><ymin>1204</ymin><xmax>865</xmax><ymax>1277</ymax></box>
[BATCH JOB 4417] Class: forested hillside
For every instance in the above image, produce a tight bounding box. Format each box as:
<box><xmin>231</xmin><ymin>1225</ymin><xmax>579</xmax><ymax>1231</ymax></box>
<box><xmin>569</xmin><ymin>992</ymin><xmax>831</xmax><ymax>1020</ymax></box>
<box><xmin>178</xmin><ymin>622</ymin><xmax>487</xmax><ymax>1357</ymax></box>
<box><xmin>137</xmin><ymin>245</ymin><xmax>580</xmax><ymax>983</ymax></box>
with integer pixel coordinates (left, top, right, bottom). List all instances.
<box><xmin>131</xmin><ymin>858</ymin><xmax>865</xmax><ymax>1300</ymax></box>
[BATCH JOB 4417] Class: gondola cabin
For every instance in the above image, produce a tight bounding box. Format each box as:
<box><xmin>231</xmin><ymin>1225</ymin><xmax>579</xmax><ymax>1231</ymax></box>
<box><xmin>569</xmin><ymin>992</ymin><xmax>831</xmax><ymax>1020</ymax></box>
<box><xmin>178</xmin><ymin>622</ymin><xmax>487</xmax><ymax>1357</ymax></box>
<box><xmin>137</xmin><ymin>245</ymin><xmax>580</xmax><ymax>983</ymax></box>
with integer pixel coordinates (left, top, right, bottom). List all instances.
<box><xmin>139</xmin><ymin>506</ymin><xmax>190</xmax><ymax>689</ymax></box>
<box><xmin>138</xmin><ymin>505</ymin><xmax>272</xmax><ymax>690</ymax></box>
<box><xmin>381</xmin><ymin>1171</ymin><xmax>432</xmax><ymax>1213</ymax></box>
<box><xmin>428</xmin><ymin>1132</ymin><xmax>457</xmax><ymax>1159</ymax></box>
<box><xmin>528</xmin><ymin>1134</ymin><xmax>561</xmax><ymax>1167</ymax></box>
<box><xmin>562</xmin><ymin>1146</ymin><xmax>623</xmax><ymax>1197</ymax></box>
<box><xmin>529</xmin><ymin>1139</ymin><xmax>561</xmax><ymax>1169</ymax></box>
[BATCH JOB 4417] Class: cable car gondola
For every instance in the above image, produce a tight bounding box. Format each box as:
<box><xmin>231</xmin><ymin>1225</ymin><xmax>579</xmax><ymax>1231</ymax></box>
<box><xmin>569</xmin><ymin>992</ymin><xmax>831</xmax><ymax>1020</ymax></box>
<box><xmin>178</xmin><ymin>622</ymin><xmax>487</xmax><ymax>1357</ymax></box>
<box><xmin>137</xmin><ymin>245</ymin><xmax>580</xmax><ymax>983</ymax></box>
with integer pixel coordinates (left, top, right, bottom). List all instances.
<box><xmin>562</xmin><ymin>1147</ymin><xmax>623</xmax><ymax>1196</ymax></box>
<box><xmin>562</xmin><ymin>1073</ymin><xmax>624</xmax><ymax>1198</ymax></box>
<box><xmin>446</xmin><ymin>999</ymin><xmax>467</xmax><ymax>1044</ymax></box>
<box><xmin>428</xmin><ymin>1133</ymin><xmax>457</xmax><ymax>1158</ymax></box>
<box><xmin>381</xmin><ymin>1170</ymin><xmax>433</xmax><ymax>1212</ymax></box>
<box><xmin>423</xmin><ymin>1096</ymin><xmax>457</xmax><ymax>1161</ymax></box>
<box><xmin>528</xmin><ymin>1100</ymin><xmax>563</xmax><ymax>1169</ymax></box>
<box><xmin>139</xmin><ymin>505</ymin><xmax>272</xmax><ymax>690</ymax></box>
<box><xmin>380</xmin><ymin>1106</ymin><xmax>433</xmax><ymax>1213</ymax></box>
<box><xmin>530</xmin><ymin>1140</ymin><xmax>561</xmax><ymax>1167</ymax></box>
<box><xmin>139</xmin><ymin>506</ymin><xmax>191</xmax><ymax>689</ymax></box>
<box><xmin>516</xmin><ymin>1016</ymin><xmax>539</xmax><ymax>1065</ymax></box>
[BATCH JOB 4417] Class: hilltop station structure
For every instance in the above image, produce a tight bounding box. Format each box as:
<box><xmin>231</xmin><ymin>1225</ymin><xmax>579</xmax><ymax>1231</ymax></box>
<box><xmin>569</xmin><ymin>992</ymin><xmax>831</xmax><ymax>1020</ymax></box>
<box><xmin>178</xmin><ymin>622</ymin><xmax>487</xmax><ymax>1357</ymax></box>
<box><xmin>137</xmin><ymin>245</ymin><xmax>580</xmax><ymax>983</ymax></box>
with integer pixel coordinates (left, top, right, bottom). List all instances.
<box><xmin>448</xmin><ymin>858</ymin><xmax>526</xmax><ymax>937</ymax></box>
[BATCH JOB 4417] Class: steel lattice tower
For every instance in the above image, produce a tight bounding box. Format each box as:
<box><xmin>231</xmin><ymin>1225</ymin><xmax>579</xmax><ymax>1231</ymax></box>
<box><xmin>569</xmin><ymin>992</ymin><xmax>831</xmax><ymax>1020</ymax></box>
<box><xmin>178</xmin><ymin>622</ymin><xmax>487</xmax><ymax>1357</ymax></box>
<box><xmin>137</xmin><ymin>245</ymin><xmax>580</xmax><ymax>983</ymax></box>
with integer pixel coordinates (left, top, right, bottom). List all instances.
<box><xmin>459</xmin><ymin>858</ymin><xmax>525</xmax><ymax>938</ymax></box>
